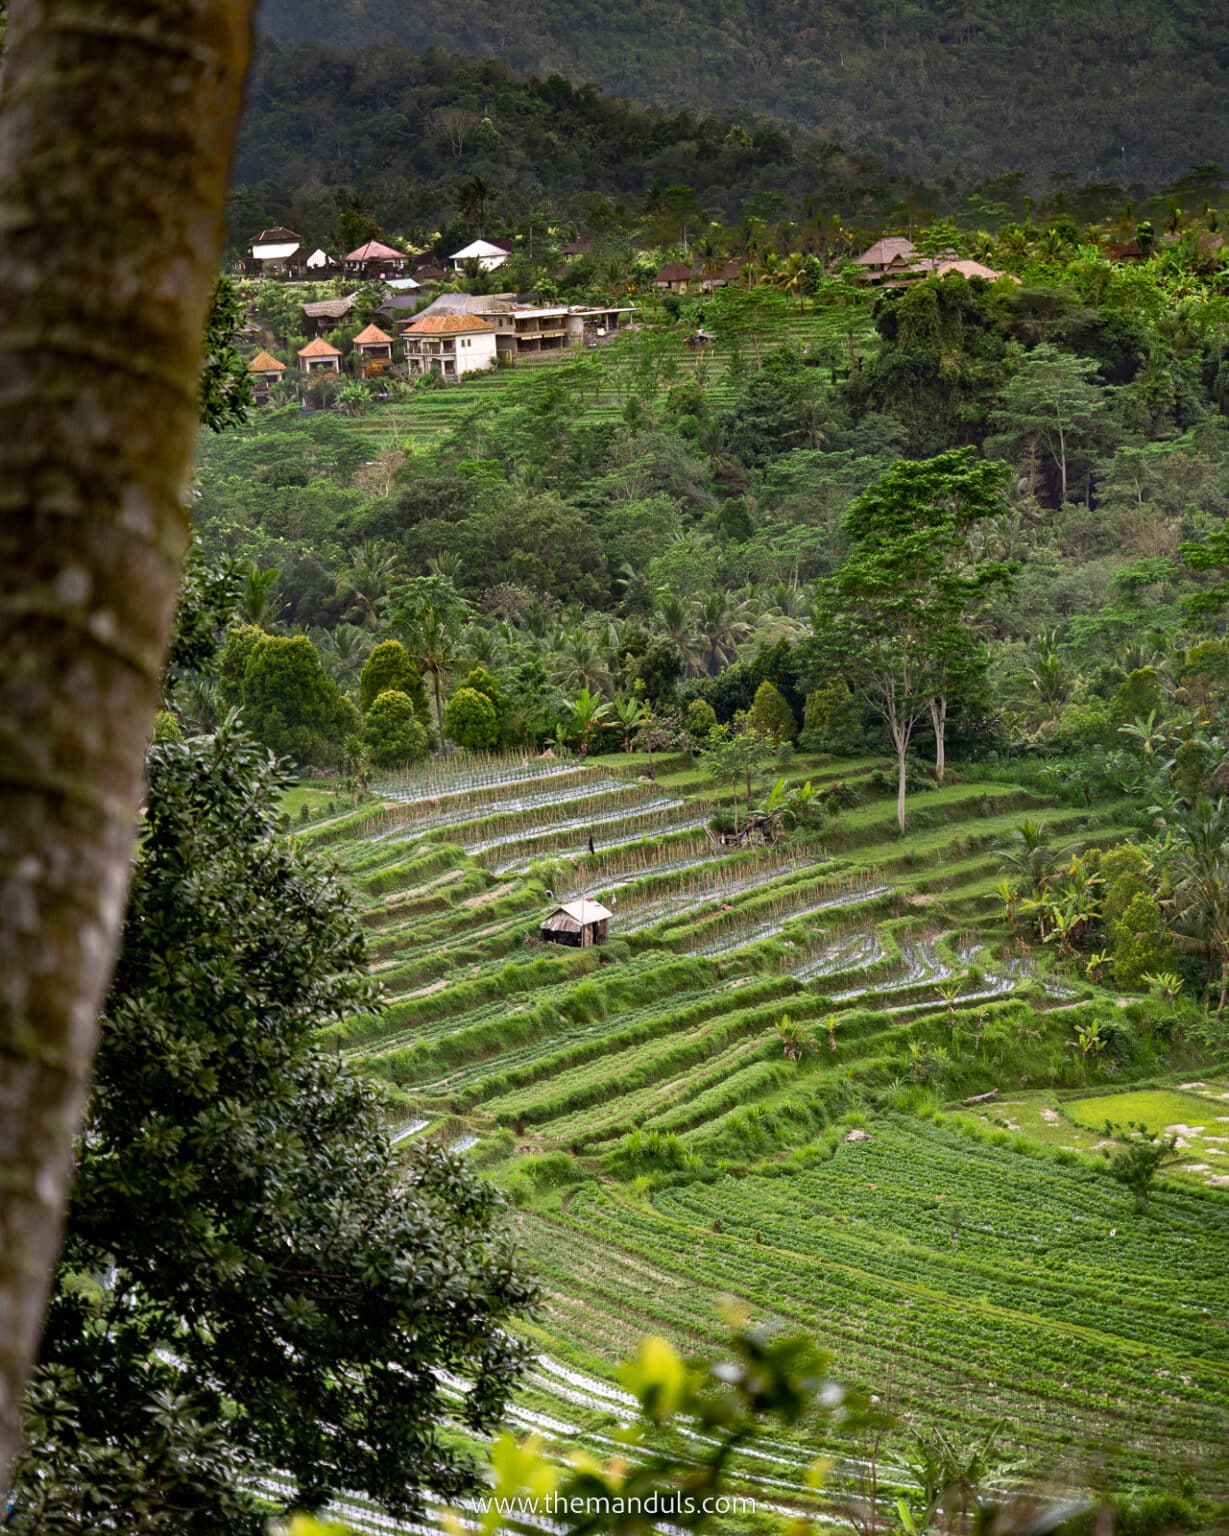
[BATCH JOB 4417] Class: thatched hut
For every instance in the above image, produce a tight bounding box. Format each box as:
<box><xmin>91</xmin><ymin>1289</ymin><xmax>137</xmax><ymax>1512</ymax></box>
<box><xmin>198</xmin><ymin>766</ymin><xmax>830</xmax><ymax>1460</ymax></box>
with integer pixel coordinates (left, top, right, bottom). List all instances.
<box><xmin>540</xmin><ymin>898</ymin><xmax>612</xmax><ymax>948</ymax></box>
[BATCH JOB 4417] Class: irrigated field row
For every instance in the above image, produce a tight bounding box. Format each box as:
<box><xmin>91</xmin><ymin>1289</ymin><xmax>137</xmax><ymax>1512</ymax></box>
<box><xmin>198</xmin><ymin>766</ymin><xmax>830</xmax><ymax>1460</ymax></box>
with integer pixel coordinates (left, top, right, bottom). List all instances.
<box><xmin>315</xmin><ymin>753</ymin><xmax>1212</xmax><ymax>1511</ymax></box>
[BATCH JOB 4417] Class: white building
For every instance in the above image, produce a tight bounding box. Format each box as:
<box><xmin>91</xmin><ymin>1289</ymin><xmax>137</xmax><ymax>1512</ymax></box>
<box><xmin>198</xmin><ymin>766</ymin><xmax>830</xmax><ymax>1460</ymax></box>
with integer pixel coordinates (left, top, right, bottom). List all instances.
<box><xmin>449</xmin><ymin>238</ymin><xmax>514</xmax><ymax>272</ymax></box>
<box><xmin>401</xmin><ymin>314</ymin><xmax>498</xmax><ymax>380</ymax></box>
<box><xmin>249</xmin><ymin>227</ymin><xmax>304</xmax><ymax>276</ymax></box>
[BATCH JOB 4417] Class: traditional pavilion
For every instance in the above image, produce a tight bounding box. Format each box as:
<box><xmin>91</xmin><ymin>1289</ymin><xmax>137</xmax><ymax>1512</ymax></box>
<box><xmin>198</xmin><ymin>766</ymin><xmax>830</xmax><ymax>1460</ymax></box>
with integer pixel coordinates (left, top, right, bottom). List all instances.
<box><xmin>297</xmin><ymin>336</ymin><xmax>342</xmax><ymax>374</ymax></box>
<box><xmin>247</xmin><ymin>349</ymin><xmax>286</xmax><ymax>385</ymax></box>
<box><xmin>352</xmin><ymin>323</ymin><xmax>395</xmax><ymax>364</ymax></box>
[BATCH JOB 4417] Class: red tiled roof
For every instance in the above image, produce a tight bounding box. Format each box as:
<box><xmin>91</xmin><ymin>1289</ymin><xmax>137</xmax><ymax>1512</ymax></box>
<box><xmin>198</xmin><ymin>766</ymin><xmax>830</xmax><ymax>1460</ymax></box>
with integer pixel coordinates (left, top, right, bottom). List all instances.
<box><xmin>402</xmin><ymin>314</ymin><xmax>495</xmax><ymax>334</ymax></box>
<box><xmin>248</xmin><ymin>349</ymin><xmax>286</xmax><ymax>372</ymax></box>
<box><xmin>655</xmin><ymin>263</ymin><xmax>694</xmax><ymax>282</ymax></box>
<box><xmin>346</xmin><ymin>239</ymin><xmax>405</xmax><ymax>262</ymax></box>
<box><xmin>353</xmin><ymin>323</ymin><xmax>394</xmax><ymax>345</ymax></box>
<box><xmin>298</xmin><ymin>337</ymin><xmax>342</xmax><ymax>358</ymax></box>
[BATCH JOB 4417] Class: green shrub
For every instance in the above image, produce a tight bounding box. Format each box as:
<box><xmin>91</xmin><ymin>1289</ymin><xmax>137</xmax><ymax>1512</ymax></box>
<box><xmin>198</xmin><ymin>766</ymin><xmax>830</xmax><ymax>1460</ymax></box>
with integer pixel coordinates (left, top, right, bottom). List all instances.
<box><xmin>801</xmin><ymin>680</ymin><xmax>863</xmax><ymax>754</ymax></box>
<box><xmin>745</xmin><ymin>680</ymin><xmax>796</xmax><ymax>743</ymax></box>
<box><xmin>364</xmin><ymin>690</ymin><xmax>430</xmax><ymax>767</ymax></box>
<box><xmin>1111</xmin><ymin>890</ymin><xmax>1177</xmax><ymax>990</ymax></box>
<box><xmin>444</xmin><ymin>686</ymin><xmax>500</xmax><ymax>751</ymax></box>
<box><xmin>1100</xmin><ymin>842</ymin><xmax>1151</xmax><ymax>929</ymax></box>
<box><xmin>359</xmin><ymin>639</ymin><xmax>430</xmax><ymax>724</ymax></box>
<box><xmin>685</xmin><ymin>698</ymin><xmax>718</xmax><ymax>743</ymax></box>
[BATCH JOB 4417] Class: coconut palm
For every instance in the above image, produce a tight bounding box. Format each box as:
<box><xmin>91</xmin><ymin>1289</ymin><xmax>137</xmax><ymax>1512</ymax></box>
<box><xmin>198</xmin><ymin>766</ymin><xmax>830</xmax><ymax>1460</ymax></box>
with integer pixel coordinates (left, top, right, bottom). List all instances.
<box><xmin>239</xmin><ymin>563</ymin><xmax>282</xmax><ymax>627</ymax></box>
<box><xmin>653</xmin><ymin>588</ymin><xmax>703</xmax><ymax>675</ymax></box>
<box><xmin>552</xmin><ymin>623</ymin><xmax>614</xmax><ymax>694</ymax></box>
<box><xmin>455</xmin><ymin>175</ymin><xmax>494</xmax><ymax>233</ymax></box>
<box><xmin>694</xmin><ymin>589</ymin><xmax>756</xmax><ymax>676</ymax></box>
<box><xmin>336</xmin><ymin>539</ymin><xmax>400</xmax><ymax>631</ymax></box>
<box><xmin>404</xmin><ymin>600</ymin><xmax>461</xmax><ymax>744</ymax></box>
<box><xmin>312</xmin><ymin>622</ymin><xmax>372</xmax><ymax>683</ymax></box>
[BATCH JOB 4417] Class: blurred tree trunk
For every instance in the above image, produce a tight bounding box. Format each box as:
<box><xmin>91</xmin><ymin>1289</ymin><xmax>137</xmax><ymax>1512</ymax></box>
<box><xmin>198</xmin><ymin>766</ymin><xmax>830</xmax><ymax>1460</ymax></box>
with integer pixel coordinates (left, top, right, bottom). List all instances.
<box><xmin>0</xmin><ymin>0</ymin><xmax>254</xmax><ymax>1493</ymax></box>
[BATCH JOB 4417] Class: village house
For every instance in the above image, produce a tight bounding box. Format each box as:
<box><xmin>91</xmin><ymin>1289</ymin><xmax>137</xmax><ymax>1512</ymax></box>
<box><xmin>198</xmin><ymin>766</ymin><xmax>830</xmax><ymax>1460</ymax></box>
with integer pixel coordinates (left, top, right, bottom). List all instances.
<box><xmin>345</xmin><ymin>239</ymin><xmax>409</xmax><ymax>280</ymax></box>
<box><xmin>854</xmin><ymin>236</ymin><xmax>917</xmax><ymax>281</ymax></box>
<box><xmin>697</xmin><ymin>259</ymin><xmax>745</xmax><ymax>293</ymax></box>
<box><xmin>378</xmin><ymin>293</ymin><xmax>426</xmax><ymax>326</ymax></box>
<box><xmin>566</xmin><ymin>304</ymin><xmax>637</xmax><ymax>347</ymax></box>
<box><xmin>246</xmin><ymin>350</ymin><xmax>286</xmax><ymax>401</ymax></box>
<box><xmin>352</xmin><ymin>323</ymin><xmax>395</xmax><ymax>368</ymax></box>
<box><xmin>412</xmin><ymin>292</ymin><xmax>635</xmax><ymax>362</ymax></box>
<box><xmin>449</xmin><ymin>237</ymin><xmax>514</xmax><ymax>271</ymax></box>
<box><xmin>921</xmin><ymin>257</ymin><xmax>1015</xmax><ymax>283</ymax></box>
<box><xmin>249</xmin><ymin>227</ymin><xmax>305</xmax><ymax>277</ymax></box>
<box><xmin>297</xmin><ymin>336</ymin><xmax>342</xmax><ymax>374</ymax></box>
<box><xmin>653</xmin><ymin>261</ymin><xmax>694</xmax><ymax>294</ymax></box>
<box><xmin>401</xmin><ymin>313</ymin><xmax>498</xmax><ymax>380</ymax></box>
<box><xmin>540</xmin><ymin>898</ymin><xmax>612</xmax><ymax>948</ymax></box>
<box><xmin>301</xmin><ymin>295</ymin><xmax>359</xmax><ymax>336</ymax></box>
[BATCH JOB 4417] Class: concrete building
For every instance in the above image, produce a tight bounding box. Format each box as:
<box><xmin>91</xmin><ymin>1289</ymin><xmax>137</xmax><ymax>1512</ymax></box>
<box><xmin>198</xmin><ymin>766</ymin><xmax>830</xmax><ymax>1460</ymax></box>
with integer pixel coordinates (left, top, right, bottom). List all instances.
<box><xmin>401</xmin><ymin>314</ymin><xmax>498</xmax><ymax>380</ymax></box>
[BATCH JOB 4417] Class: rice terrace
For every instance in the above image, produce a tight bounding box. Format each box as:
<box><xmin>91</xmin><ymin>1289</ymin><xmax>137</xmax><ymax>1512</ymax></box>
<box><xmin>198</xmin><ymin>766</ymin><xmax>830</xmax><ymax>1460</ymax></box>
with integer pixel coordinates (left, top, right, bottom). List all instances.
<box><xmin>293</xmin><ymin>745</ymin><xmax>1229</xmax><ymax>1530</ymax></box>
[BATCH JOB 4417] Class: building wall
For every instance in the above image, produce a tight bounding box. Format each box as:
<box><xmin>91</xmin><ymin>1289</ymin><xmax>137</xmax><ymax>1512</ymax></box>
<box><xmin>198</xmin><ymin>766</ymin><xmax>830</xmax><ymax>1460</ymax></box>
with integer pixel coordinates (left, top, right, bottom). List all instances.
<box><xmin>454</xmin><ymin>331</ymin><xmax>498</xmax><ymax>377</ymax></box>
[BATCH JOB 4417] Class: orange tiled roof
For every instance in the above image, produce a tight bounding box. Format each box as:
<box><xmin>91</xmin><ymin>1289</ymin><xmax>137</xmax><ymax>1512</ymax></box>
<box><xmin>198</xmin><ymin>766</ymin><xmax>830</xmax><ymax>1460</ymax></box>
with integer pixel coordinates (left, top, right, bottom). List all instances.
<box><xmin>298</xmin><ymin>337</ymin><xmax>342</xmax><ymax>358</ymax></box>
<box><xmin>402</xmin><ymin>314</ymin><xmax>495</xmax><ymax>334</ymax></box>
<box><xmin>248</xmin><ymin>349</ymin><xmax>286</xmax><ymax>372</ymax></box>
<box><xmin>353</xmin><ymin>323</ymin><xmax>394</xmax><ymax>345</ymax></box>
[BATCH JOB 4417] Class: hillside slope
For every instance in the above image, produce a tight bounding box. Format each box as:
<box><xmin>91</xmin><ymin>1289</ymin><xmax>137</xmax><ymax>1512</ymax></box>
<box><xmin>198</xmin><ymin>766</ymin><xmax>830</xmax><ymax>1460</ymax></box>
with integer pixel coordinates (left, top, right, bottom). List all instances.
<box><xmin>254</xmin><ymin>0</ymin><xmax>1229</xmax><ymax>185</ymax></box>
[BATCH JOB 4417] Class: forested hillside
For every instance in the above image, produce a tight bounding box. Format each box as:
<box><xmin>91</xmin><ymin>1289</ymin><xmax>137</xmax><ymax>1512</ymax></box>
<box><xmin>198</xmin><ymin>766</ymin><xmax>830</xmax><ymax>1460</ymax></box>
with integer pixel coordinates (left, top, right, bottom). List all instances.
<box><xmin>254</xmin><ymin>0</ymin><xmax>1229</xmax><ymax>186</ymax></box>
<box><xmin>228</xmin><ymin>47</ymin><xmax>917</xmax><ymax>246</ymax></box>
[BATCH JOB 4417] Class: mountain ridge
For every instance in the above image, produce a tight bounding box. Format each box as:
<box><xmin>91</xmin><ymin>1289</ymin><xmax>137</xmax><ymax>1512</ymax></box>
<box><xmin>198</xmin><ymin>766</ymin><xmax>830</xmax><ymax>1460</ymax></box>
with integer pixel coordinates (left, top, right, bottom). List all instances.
<box><xmin>254</xmin><ymin>0</ymin><xmax>1229</xmax><ymax>186</ymax></box>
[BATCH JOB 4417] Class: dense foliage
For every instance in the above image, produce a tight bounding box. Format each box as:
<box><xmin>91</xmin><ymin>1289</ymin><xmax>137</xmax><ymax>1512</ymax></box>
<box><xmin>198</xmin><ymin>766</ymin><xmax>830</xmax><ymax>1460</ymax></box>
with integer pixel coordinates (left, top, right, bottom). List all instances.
<box><xmin>253</xmin><ymin>5</ymin><xmax>1229</xmax><ymax>186</ymax></box>
<box><xmin>12</xmin><ymin>724</ymin><xmax>533</xmax><ymax>1531</ymax></box>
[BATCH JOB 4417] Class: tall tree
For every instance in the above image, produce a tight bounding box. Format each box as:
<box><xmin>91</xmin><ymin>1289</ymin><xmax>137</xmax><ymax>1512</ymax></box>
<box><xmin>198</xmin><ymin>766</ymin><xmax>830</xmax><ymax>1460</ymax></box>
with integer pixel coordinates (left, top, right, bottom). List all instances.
<box><xmin>843</xmin><ymin>450</ymin><xmax>1015</xmax><ymax>785</ymax></box>
<box><xmin>988</xmin><ymin>342</ymin><xmax>1111</xmax><ymax>504</ymax></box>
<box><xmin>0</xmin><ymin>0</ymin><xmax>255</xmax><ymax>1493</ymax></box>
<box><xmin>12</xmin><ymin>722</ymin><xmax>532</xmax><ymax>1529</ymax></box>
<box><xmin>808</xmin><ymin>451</ymin><xmax>1011</xmax><ymax>828</ymax></box>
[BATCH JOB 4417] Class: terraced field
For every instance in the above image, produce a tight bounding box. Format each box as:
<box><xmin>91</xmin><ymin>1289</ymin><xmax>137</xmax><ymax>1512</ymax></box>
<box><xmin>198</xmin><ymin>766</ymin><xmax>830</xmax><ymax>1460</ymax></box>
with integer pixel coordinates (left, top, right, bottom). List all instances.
<box><xmin>298</xmin><ymin>750</ymin><xmax>1229</xmax><ymax>1530</ymax></box>
<box><xmin>343</xmin><ymin>304</ymin><xmax>874</xmax><ymax>451</ymax></box>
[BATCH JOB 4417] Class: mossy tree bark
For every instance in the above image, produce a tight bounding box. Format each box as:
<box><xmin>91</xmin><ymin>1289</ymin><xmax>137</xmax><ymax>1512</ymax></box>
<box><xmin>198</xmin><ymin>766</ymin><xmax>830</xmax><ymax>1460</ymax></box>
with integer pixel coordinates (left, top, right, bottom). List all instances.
<box><xmin>0</xmin><ymin>0</ymin><xmax>254</xmax><ymax>1492</ymax></box>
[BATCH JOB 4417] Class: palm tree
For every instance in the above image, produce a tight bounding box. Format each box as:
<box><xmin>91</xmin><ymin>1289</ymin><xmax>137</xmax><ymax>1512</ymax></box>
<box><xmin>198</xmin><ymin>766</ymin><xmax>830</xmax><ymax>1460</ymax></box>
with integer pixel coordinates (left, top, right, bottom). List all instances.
<box><xmin>995</xmin><ymin>819</ymin><xmax>1059</xmax><ymax>900</ymax></box>
<box><xmin>312</xmin><ymin>622</ymin><xmax>372</xmax><ymax>682</ymax></box>
<box><xmin>1027</xmin><ymin>628</ymin><xmax>1073</xmax><ymax>721</ymax></box>
<box><xmin>239</xmin><ymin>563</ymin><xmax>281</xmax><ymax>627</ymax></box>
<box><xmin>179</xmin><ymin>677</ymin><xmax>220</xmax><ymax>734</ymax></box>
<box><xmin>406</xmin><ymin>601</ymin><xmax>461</xmax><ymax>746</ymax></box>
<box><xmin>612</xmin><ymin>696</ymin><xmax>646</xmax><ymax>753</ymax></box>
<box><xmin>455</xmin><ymin>175</ymin><xmax>494</xmax><ymax>233</ymax></box>
<box><xmin>336</xmin><ymin>540</ymin><xmax>399</xmax><ymax>631</ymax></box>
<box><xmin>653</xmin><ymin>588</ymin><xmax>703</xmax><ymax>676</ymax></box>
<box><xmin>552</xmin><ymin>623</ymin><xmax>613</xmax><ymax>694</ymax></box>
<box><xmin>1164</xmin><ymin>798</ymin><xmax>1229</xmax><ymax>1013</ymax></box>
<box><xmin>694</xmin><ymin>589</ymin><xmax>755</xmax><ymax>676</ymax></box>
<box><xmin>563</xmin><ymin>687</ymin><xmax>613</xmax><ymax>758</ymax></box>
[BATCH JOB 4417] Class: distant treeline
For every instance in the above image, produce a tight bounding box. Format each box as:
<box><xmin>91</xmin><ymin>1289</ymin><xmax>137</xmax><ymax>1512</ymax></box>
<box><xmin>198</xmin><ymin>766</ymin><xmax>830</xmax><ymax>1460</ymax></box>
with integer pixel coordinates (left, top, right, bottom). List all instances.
<box><xmin>228</xmin><ymin>45</ymin><xmax>920</xmax><ymax>251</ymax></box>
<box><xmin>255</xmin><ymin>0</ymin><xmax>1229</xmax><ymax>187</ymax></box>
